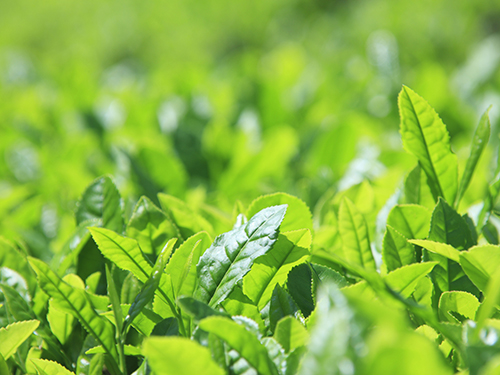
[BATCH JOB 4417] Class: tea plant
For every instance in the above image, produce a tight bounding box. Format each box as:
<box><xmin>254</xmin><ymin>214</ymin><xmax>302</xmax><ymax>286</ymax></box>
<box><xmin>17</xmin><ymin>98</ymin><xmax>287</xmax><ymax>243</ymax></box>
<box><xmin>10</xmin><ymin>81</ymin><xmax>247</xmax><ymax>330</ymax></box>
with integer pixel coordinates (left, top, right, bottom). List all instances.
<box><xmin>1</xmin><ymin>86</ymin><xmax>500</xmax><ymax>375</ymax></box>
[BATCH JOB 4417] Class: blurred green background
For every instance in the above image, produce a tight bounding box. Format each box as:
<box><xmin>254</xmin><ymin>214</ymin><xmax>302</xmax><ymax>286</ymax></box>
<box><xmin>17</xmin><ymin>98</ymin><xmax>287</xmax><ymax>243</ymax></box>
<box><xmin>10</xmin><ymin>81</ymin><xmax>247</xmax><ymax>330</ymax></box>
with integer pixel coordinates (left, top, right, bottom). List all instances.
<box><xmin>1</xmin><ymin>0</ymin><xmax>500</xmax><ymax>254</ymax></box>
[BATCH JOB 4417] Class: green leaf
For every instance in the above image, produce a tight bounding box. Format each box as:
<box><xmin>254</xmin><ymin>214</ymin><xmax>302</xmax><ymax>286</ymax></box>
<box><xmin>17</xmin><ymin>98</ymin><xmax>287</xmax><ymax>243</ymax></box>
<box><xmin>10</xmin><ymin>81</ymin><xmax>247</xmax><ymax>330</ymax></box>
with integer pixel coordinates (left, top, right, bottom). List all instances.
<box><xmin>398</xmin><ymin>85</ymin><xmax>458</xmax><ymax>204</ymax></box>
<box><xmin>221</xmin><ymin>287</ymin><xmax>265</xmax><ymax>333</ymax></box>
<box><xmin>269</xmin><ymin>284</ymin><xmax>302</xmax><ymax>333</ymax></box>
<box><xmin>143</xmin><ymin>336</ymin><xmax>225</xmax><ymax>375</ymax></box>
<box><xmin>158</xmin><ymin>193</ymin><xmax>214</xmax><ymax>240</ymax></box>
<box><xmin>409</xmin><ymin>240</ymin><xmax>460</xmax><ymax>263</ymax></box>
<box><xmin>0</xmin><ymin>354</ymin><xmax>8</xmax><ymax>375</ymax></box>
<box><xmin>199</xmin><ymin>316</ymin><xmax>279</xmax><ymax>375</ymax></box>
<box><xmin>274</xmin><ymin>316</ymin><xmax>309</xmax><ymax>353</ymax></box>
<box><xmin>89</xmin><ymin>227</ymin><xmax>152</xmax><ymax>283</ymax></box>
<box><xmin>0</xmin><ymin>282</ymin><xmax>34</xmax><ymax>321</ymax></box>
<box><xmin>178</xmin><ymin>296</ymin><xmax>229</xmax><ymax>322</ymax></box>
<box><xmin>76</xmin><ymin>176</ymin><xmax>123</xmax><ymax>232</ymax></box>
<box><xmin>310</xmin><ymin>263</ymin><xmax>348</xmax><ymax>289</ymax></box>
<box><xmin>86</xmin><ymin>345</ymin><xmax>141</xmax><ymax>356</ymax></box>
<box><xmin>338</xmin><ymin>198</ymin><xmax>376</xmax><ymax>270</ymax></box>
<box><xmin>31</xmin><ymin>359</ymin><xmax>75</xmax><ymax>375</ymax></box>
<box><xmin>382</xmin><ymin>225</ymin><xmax>416</xmax><ymax>272</ymax></box>
<box><xmin>195</xmin><ymin>205</ymin><xmax>287</xmax><ymax>307</ymax></box>
<box><xmin>123</xmin><ymin>239</ymin><xmax>177</xmax><ymax>333</ymax></box>
<box><xmin>438</xmin><ymin>291</ymin><xmax>480</xmax><ymax>323</ymax></box>
<box><xmin>28</xmin><ymin>257</ymin><xmax>120</xmax><ymax>375</ymax></box>
<box><xmin>47</xmin><ymin>299</ymin><xmax>74</xmax><ymax>345</ymax></box>
<box><xmin>126</xmin><ymin>196</ymin><xmax>181</xmax><ymax>256</ymax></box>
<box><xmin>386</xmin><ymin>204</ymin><xmax>432</xmax><ymax>240</ymax></box>
<box><xmin>456</xmin><ymin>107</ymin><xmax>491</xmax><ymax>207</ymax></box>
<box><xmin>428</xmin><ymin>198</ymin><xmax>474</xmax><ymax>249</ymax></box>
<box><xmin>0</xmin><ymin>320</ymin><xmax>39</xmax><ymax>360</ymax></box>
<box><xmin>404</xmin><ymin>165</ymin><xmax>421</xmax><ymax>204</ymax></box>
<box><xmin>246</xmin><ymin>193</ymin><xmax>313</xmax><ymax>233</ymax></box>
<box><xmin>243</xmin><ymin>229</ymin><xmax>311</xmax><ymax>310</ymax></box>
<box><xmin>384</xmin><ymin>262</ymin><xmax>438</xmax><ymax>298</ymax></box>
<box><xmin>287</xmin><ymin>263</ymin><xmax>315</xmax><ymax>318</ymax></box>
<box><xmin>459</xmin><ymin>245</ymin><xmax>500</xmax><ymax>292</ymax></box>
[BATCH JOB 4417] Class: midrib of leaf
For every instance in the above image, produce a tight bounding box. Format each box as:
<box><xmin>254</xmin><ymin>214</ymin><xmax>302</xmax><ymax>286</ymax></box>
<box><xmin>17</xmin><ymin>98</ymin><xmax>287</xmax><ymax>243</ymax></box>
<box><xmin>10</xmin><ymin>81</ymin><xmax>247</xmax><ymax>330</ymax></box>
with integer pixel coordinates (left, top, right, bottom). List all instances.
<box><xmin>208</xmin><ymin>213</ymin><xmax>274</xmax><ymax>306</ymax></box>
<box><xmin>345</xmin><ymin>204</ymin><xmax>369</xmax><ymax>267</ymax></box>
<box><xmin>405</xmin><ymin>91</ymin><xmax>445</xmax><ymax>200</ymax></box>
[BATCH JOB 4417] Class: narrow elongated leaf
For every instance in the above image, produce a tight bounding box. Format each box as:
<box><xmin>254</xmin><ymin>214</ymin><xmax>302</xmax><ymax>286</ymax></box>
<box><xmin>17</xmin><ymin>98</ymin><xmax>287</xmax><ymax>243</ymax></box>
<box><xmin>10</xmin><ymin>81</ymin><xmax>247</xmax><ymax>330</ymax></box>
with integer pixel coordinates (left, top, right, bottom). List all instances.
<box><xmin>123</xmin><ymin>239</ymin><xmax>176</xmax><ymax>333</ymax></box>
<box><xmin>143</xmin><ymin>336</ymin><xmax>224</xmax><ymax>375</ymax></box>
<box><xmin>89</xmin><ymin>227</ymin><xmax>152</xmax><ymax>283</ymax></box>
<box><xmin>31</xmin><ymin>359</ymin><xmax>75</xmax><ymax>375</ymax></box>
<box><xmin>274</xmin><ymin>316</ymin><xmax>309</xmax><ymax>353</ymax></box>
<box><xmin>410</xmin><ymin>240</ymin><xmax>460</xmax><ymax>263</ymax></box>
<box><xmin>28</xmin><ymin>258</ymin><xmax>120</xmax><ymax>375</ymax></box>
<box><xmin>399</xmin><ymin>85</ymin><xmax>458</xmax><ymax>204</ymax></box>
<box><xmin>246</xmin><ymin>193</ymin><xmax>313</xmax><ymax>233</ymax></box>
<box><xmin>76</xmin><ymin>176</ymin><xmax>123</xmax><ymax>232</ymax></box>
<box><xmin>438</xmin><ymin>291</ymin><xmax>479</xmax><ymax>323</ymax></box>
<box><xmin>199</xmin><ymin>316</ymin><xmax>279</xmax><ymax>375</ymax></box>
<box><xmin>243</xmin><ymin>229</ymin><xmax>311</xmax><ymax>309</ymax></box>
<box><xmin>382</xmin><ymin>225</ymin><xmax>415</xmax><ymax>272</ymax></box>
<box><xmin>459</xmin><ymin>245</ymin><xmax>500</xmax><ymax>292</ymax></box>
<box><xmin>456</xmin><ymin>107</ymin><xmax>491</xmax><ymax>207</ymax></box>
<box><xmin>338</xmin><ymin>198</ymin><xmax>376</xmax><ymax>270</ymax></box>
<box><xmin>0</xmin><ymin>320</ymin><xmax>39</xmax><ymax>359</ymax></box>
<box><xmin>195</xmin><ymin>205</ymin><xmax>287</xmax><ymax>307</ymax></box>
<box><xmin>126</xmin><ymin>196</ymin><xmax>181</xmax><ymax>256</ymax></box>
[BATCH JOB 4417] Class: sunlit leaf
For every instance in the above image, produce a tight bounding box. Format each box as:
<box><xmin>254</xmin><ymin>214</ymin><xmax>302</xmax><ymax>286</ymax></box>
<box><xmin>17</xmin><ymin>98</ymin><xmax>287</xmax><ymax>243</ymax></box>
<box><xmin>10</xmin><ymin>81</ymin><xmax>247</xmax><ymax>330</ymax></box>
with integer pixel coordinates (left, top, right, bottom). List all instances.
<box><xmin>0</xmin><ymin>320</ymin><xmax>39</xmax><ymax>360</ymax></box>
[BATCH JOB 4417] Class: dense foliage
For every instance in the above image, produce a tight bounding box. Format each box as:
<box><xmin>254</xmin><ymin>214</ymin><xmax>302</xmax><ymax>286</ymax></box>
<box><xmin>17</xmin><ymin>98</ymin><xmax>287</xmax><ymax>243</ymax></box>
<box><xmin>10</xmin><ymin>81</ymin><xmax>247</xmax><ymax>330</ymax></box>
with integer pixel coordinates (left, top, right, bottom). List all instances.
<box><xmin>2</xmin><ymin>86</ymin><xmax>500</xmax><ymax>374</ymax></box>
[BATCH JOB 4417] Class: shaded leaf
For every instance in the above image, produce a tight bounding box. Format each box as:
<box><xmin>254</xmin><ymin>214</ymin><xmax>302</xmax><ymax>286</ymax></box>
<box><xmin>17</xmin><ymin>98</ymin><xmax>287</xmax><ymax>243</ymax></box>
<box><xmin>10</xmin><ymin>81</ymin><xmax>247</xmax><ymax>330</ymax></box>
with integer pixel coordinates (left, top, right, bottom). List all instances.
<box><xmin>269</xmin><ymin>284</ymin><xmax>302</xmax><ymax>333</ymax></box>
<box><xmin>274</xmin><ymin>316</ymin><xmax>309</xmax><ymax>353</ymax></box>
<box><xmin>287</xmin><ymin>263</ymin><xmax>315</xmax><ymax>318</ymax></box>
<box><xmin>177</xmin><ymin>296</ymin><xmax>230</xmax><ymax>322</ymax></box>
<box><xmin>382</xmin><ymin>225</ymin><xmax>416</xmax><ymax>272</ymax></box>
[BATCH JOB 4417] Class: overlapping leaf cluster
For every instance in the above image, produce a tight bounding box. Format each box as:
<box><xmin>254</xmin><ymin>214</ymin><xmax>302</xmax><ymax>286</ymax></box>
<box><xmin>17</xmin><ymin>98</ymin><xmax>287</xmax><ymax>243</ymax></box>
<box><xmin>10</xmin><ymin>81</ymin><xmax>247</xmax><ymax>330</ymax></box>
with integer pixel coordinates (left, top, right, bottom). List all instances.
<box><xmin>2</xmin><ymin>87</ymin><xmax>500</xmax><ymax>375</ymax></box>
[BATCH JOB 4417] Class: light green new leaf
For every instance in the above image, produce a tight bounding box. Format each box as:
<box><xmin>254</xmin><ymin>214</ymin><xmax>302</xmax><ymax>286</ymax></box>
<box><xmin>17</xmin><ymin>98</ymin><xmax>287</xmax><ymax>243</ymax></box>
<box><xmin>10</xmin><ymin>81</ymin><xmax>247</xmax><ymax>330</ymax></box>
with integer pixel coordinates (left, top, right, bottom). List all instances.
<box><xmin>398</xmin><ymin>85</ymin><xmax>458</xmax><ymax>204</ymax></box>
<box><xmin>31</xmin><ymin>359</ymin><xmax>75</xmax><ymax>375</ymax></box>
<box><xmin>338</xmin><ymin>198</ymin><xmax>376</xmax><ymax>270</ymax></box>
<box><xmin>409</xmin><ymin>240</ymin><xmax>460</xmax><ymax>263</ymax></box>
<box><xmin>438</xmin><ymin>291</ymin><xmax>480</xmax><ymax>323</ymax></box>
<box><xmin>89</xmin><ymin>227</ymin><xmax>152</xmax><ymax>283</ymax></box>
<box><xmin>126</xmin><ymin>196</ymin><xmax>181</xmax><ymax>256</ymax></box>
<box><xmin>456</xmin><ymin>107</ymin><xmax>491</xmax><ymax>207</ymax></box>
<box><xmin>195</xmin><ymin>205</ymin><xmax>287</xmax><ymax>307</ymax></box>
<box><xmin>86</xmin><ymin>345</ymin><xmax>141</xmax><ymax>356</ymax></box>
<box><xmin>384</xmin><ymin>261</ymin><xmax>438</xmax><ymax>298</ymax></box>
<box><xmin>199</xmin><ymin>316</ymin><xmax>279</xmax><ymax>375</ymax></box>
<box><xmin>0</xmin><ymin>320</ymin><xmax>39</xmax><ymax>360</ymax></box>
<box><xmin>143</xmin><ymin>336</ymin><xmax>224</xmax><ymax>375</ymax></box>
<box><xmin>404</xmin><ymin>165</ymin><xmax>421</xmax><ymax>204</ymax></box>
<box><xmin>382</xmin><ymin>225</ymin><xmax>416</xmax><ymax>272</ymax></box>
<box><xmin>28</xmin><ymin>257</ymin><xmax>120</xmax><ymax>375</ymax></box>
<box><xmin>274</xmin><ymin>316</ymin><xmax>309</xmax><ymax>353</ymax></box>
<box><xmin>76</xmin><ymin>176</ymin><xmax>123</xmax><ymax>232</ymax></box>
<box><xmin>47</xmin><ymin>299</ymin><xmax>74</xmax><ymax>345</ymax></box>
<box><xmin>459</xmin><ymin>245</ymin><xmax>500</xmax><ymax>292</ymax></box>
<box><xmin>123</xmin><ymin>239</ymin><xmax>176</xmax><ymax>333</ymax></box>
<box><xmin>246</xmin><ymin>193</ymin><xmax>313</xmax><ymax>233</ymax></box>
<box><xmin>386</xmin><ymin>204</ymin><xmax>431</xmax><ymax>240</ymax></box>
<box><xmin>243</xmin><ymin>229</ymin><xmax>311</xmax><ymax>309</ymax></box>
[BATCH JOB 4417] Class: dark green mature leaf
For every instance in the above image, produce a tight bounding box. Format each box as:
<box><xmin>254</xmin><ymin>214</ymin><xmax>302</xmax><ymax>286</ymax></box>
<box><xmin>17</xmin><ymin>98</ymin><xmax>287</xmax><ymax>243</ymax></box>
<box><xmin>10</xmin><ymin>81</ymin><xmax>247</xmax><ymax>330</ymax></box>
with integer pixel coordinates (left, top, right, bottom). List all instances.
<box><xmin>195</xmin><ymin>205</ymin><xmax>287</xmax><ymax>307</ymax></box>
<box><xmin>269</xmin><ymin>285</ymin><xmax>302</xmax><ymax>333</ymax></box>
<box><xmin>399</xmin><ymin>85</ymin><xmax>458</xmax><ymax>204</ymax></box>
<box><xmin>0</xmin><ymin>354</ymin><xmax>8</xmax><ymax>375</ymax></box>
<box><xmin>199</xmin><ymin>316</ymin><xmax>280</xmax><ymax>375</ymax></box>
<box><xmin>123</xmin><ymin>239</ymin><xmax>177</xmax><ymax>333</ymax></box>
<box><xmin>287</xmin><ymin>264</ymin><xmax>315</xmax><ymax>318</ymax></box>
<box><xmin>246</xmin><ymin>193</ymin><xmax>313</xmax><ymax>233</ymax></box>
<box><xmin>243</xmin><ymin>229</ymin><xmax>311</xmax><ymax>310</ymax></box>
<box><xmin>310</xmin><ymin>263</ymin><xmax>348</xmax><ymax>289</ymax></box>
<box><xmin>28</xmin><ymin>258</ymin><xmax>120</xmax><ymax>375</ymax></box>
<box><xmin>126</xmin><ymin>196</ymin><xmax>181</xmax><ymax>256</ymax></box>
<box><xmin>221</xmin><ymin>287</ymin><xmax>265</xmax><ymax>332</ymax></box>
<box><xmin>459</xmin><ymin>245</ymin><xmax>500</xmax><ymax>292</ymax></box>
<box><xmin>0</xmin><ymin>283</ymin><xmax>34</xmax><ymax>321</ymax></box>
<box><xmin>338</xmin><ymin>198</ymin><xmax>376</xmax><ymax>270</ymax></box>
<box><xmin>89</xmin><ymin>227</ymin><xmax>152</xmax><ymax>283</ymax></box>
<box><xmin>478</xmin><ymin>171</ymin><xmax>500</xmax><ymax>232</ymax></box>
<box><xmin>429</xmin><ymin>198</ymin><xmax>474</xmax><ymax>249</ymax></box>
<box><xmin>76</xmin><ymin>176</ymin><xmax>123</xmax><ymax>233</ymax></box>
<box><xmin>456</xmin><ymin>107</ymin><xmax>491</xmax><ymax>208</ymax></box>
<box><xmin>143</xmin><ymin>336</ymin><xmax>225</xmax><ymax>375</ymax></box>
<box><xmin>0</xmin><ymin>320</ymin><xmax>39</xmax><ymax>360</ymax></box>
<box><xmin>382</xmin><ymin>225</ymin><xmax>415</xmax><ymax>272</ymax></box>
